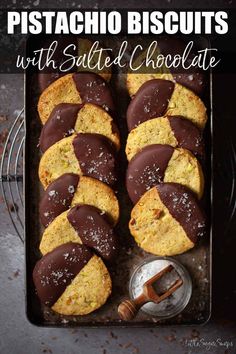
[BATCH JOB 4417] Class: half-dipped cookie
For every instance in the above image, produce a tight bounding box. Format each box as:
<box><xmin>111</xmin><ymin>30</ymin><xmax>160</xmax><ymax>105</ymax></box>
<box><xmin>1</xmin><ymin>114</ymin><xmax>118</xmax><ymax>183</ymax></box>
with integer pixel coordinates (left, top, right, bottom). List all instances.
<box><xmin>126</xmin><ymin>116</ymin><xmax>204</xmax><ymax>161</ymax></box>
<box><xmin>38</xmin><ymin>72</ymin><xmax>115</xmax><ymax>124</ymax></box>
<box><xmin>33</xmin><ymin>242</ymin><xmax>112</xmax><ymax>315</ymax></box>
<box><xmin>40</xmin><ymin>205</ymin><xmax>118</xmax><ymax>262</ymax></box>
<box><xmin>39</xmin><ymin>103</ymin><xmax>120</xmax><ymax>152</ymax></box>
<box><xmin>126</xmin><ymin>79</ymin><xmax>207</xmax><ymax>131</ymax></box>
<box><xmin>39</xmin><ymin>173</ymin><xmax>119</xmax><ymax>227</ymax></box>
<box><xmin>129</xmin><ymin>183</ymin><xmax>206</xmax><ymax>256</ymax></box>
<box><xmin>127</xmin><ymin>37</ymin><xmax>206</xmax><ymax>97</ymax></box>
<box><xmin>39</xmin><ymin>133</ymin><xmax>117</xmax><ymax>188</ymax></box>
<box><xmin>126</xmin><ymin>144</ymin><xmax>204</xmax><ymax>203</ymax></box>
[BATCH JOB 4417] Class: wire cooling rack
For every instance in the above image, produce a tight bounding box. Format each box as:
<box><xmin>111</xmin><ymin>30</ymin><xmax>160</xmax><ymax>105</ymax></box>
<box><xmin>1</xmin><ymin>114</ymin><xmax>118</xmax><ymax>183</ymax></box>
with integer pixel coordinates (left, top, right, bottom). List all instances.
<box><xmin>0</xmin><ymin>109</ymin><xmax>236</xmax><ymax>244</ymax></box>
<box><xmin>0</xmin><ymin>109</ymin><xmax>24</xmax><ymax>243</ymax></box>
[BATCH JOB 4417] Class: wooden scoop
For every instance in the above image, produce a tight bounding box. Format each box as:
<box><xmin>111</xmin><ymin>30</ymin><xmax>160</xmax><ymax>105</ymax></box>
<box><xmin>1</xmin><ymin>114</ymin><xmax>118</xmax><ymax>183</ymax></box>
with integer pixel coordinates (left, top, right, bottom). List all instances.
<box><xmin>118</xmin><ymin>264</ymin><xmax>183</xmax><ymax>321</ymax></box>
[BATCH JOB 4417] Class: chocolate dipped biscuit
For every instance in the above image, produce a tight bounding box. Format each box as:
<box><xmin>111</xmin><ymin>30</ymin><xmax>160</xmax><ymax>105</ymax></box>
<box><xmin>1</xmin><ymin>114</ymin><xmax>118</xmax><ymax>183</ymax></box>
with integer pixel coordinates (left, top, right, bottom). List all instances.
<box><xmin>39</xmin><ymin>173</ymin><xmax>119</xmax><ymax>227</ymax></box>
<box><xmin>129</xmin><ymin>183</ymin><xmax>206</xmax><ymax>256</ymax></box>
<box><xmin>126</xmin><ymin>79</ymin><xmax>207</xmax><ymax>131</ymax></box>
<box><xmin>38</xmin><ymin>72</ymin><xmax>114</xmax><ymax>124</ymax></box>
<box><xmin>67</xmin><ymin>205</ymin><xmax>118</xmax><ymax>261</ymax></box>
<box><xmin>39</xmin><ymin>133</ymin><xmax>117</xmax><ymax>189</ymax></box>
<box><xmin>127</xmin><ymin>37</ymin><xmax>206</xmax><ymax>97</ymax></box>
<box><xmin>33</xmin><ymin>242</ymin><xmax>112</xmax><ymax>315</ymax></box>
<box><xmin>39</xmin><ymin>173</ymin><xmax>79</xmax><ymax>226</ymax></box>
<box><xmin>39</xmin><ymin>103</ymin><xmax>120</xmax><ymax>152</ymax></box>
<box><xmin>40</xmin><ymin>205</ymin><xmax>118</xmax><ymax>262</ymax></box>
<box><xmin>126</xmin><ymin>144</ymin><xmax>204</xmax><ymax>203</ymax></box>
<box><xmin>126</xmin><ymin>116</ymin><xmax>204</xmax><ymax>161</ymax></box>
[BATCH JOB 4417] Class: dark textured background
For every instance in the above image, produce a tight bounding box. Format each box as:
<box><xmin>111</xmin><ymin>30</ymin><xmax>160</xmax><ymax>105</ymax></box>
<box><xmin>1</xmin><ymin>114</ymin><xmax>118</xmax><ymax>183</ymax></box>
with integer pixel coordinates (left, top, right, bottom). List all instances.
<box><xmin>0</xmin><ymin>1</ymin><xmax>236</xmax><ymax>353</ymax></box>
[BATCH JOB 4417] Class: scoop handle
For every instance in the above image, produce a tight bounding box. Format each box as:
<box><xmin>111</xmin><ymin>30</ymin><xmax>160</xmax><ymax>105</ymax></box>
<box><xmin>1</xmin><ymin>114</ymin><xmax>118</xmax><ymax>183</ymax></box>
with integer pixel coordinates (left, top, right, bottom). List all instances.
<box><xmin>118</xmin><ymin>293</ymin><xmax>147</xmax><ymax>321</ymax></box>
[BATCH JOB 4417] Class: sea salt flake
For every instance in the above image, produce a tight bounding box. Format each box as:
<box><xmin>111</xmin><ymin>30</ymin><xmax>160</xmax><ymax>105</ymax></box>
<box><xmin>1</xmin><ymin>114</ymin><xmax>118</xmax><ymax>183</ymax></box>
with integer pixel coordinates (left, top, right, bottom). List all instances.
<box><xmin>48</xmin><ymin>190</ymin><xmax>56</xmax><ymax>197</ymax></box>
<box><xmin>68</xmin><ymin>185</ymin><xmax>75</xmax><ymax>194</ymax></box>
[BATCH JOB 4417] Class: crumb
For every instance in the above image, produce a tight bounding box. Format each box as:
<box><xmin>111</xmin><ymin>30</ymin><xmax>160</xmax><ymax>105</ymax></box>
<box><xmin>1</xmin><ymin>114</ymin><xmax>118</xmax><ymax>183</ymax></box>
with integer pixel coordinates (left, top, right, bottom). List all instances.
<box><xmin>110</xmin><ymin>331</ymin><xmax>118</xmax><ymax>339</ymax></box>
<box><xmin>191</xmin><ymin>329</ymin><xmax>200</xmax><ymax>339</ymax></box>
<box><xmin>0</xmin><ymin>115</ymin><xmax>7</xmax><ymax>122</ymax></box>
<box><xmin>42</xmin><ymin>349</ymin><xmax>52</xmax><ymax>354</ymax></box>
<box><xmin>164</xmin><ymin>334</ymin><xmax>176</xmax><ymax>342</ymax></box>
<box><xmin>13</xmin><ymin>269</ymin><xmax>20</xmax><ymax>278</ymax></box>
<box><xmin>0</xmin><ymin>129</ymin><xmax>8</xmax><ymax>143</ymax></box>
<box><xmin>9</xmin><ymin>203</ymin><xmax>19</xmax><ymax>213</ymax></box>
<box><xmin>123</xmin><ymin>342</ymin><xmax>132</xmax><ymax>348</ymax></box>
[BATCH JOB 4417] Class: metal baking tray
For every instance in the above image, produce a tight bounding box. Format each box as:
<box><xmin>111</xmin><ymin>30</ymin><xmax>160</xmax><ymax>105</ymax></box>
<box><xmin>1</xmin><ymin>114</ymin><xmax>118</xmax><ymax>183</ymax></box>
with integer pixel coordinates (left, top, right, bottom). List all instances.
<box><xmin>24</xmin><ymin>35</ymin><xmax>212</xmax><ymax>327</ymax></box>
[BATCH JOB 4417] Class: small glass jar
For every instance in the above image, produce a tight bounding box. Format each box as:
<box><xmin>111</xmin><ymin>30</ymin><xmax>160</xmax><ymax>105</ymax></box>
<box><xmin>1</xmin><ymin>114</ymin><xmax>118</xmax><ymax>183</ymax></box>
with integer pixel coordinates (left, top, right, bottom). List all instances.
<box><xmin>129</xmin><ymin>256</ymin><xmax>192</xmax><ymax>319</ymax></box>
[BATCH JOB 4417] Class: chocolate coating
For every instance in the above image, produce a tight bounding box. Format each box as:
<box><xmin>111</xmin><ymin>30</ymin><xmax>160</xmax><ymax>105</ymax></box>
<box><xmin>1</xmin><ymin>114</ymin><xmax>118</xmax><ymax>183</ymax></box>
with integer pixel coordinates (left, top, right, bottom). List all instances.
<box><xmin>127</xmin><ymin>79</ymin><xmax>174</xmax><ymax>131</ymax></box>
<box><xmin>39</xmin><ymin>103</ymin><xmax>83</xmax><ymax>152</ymax></box>
<box><xmin>33</xmin><ymin>242</ymin><xmax>92</xmax><ymax>306</ymax></box>
<box><xmin>126</xmin><ymin>144</ymin><xmax>174</xmax><ymax>204</ymax></box>
<box><xmin>73</xmin><ymin>133</ymin><xmax>117</xmax><ymax>186</ymax></box>
<box><xmin>157</xmin><ymin>183</ymin><xmax>206</xmax><ymax>243</ymax></box>
<box><xmin>157</xmin><ymin>38</ymin><xmax>206</xmax><ymax>95</ymax></box>
<box><xmin>38</xmin><ymin>73</ymin><xmax>65</xmax><ymax>93</ymax></box>
<box><xmin>172</xmin><ymin>72</ymin><xmax>205</xmax><ymax>97</ymax></box>
<box><xmin>72</xmin><ymin>72</ymin><xmax>115</xmax><ymax>113</ymax></box>
<box><xmin>168</xmin><ymin>116</ymin><xmax>204</xmax><ymax>159</ymax></box>
<box><xmin>67</xmin><ymin>205</ymin><xmax>118</xmax><ymax>262</ymax></box>
<box><xmin>39</xmin><ymin>173</ymin><xmax>79</xmax><ymax>227</ymax></box>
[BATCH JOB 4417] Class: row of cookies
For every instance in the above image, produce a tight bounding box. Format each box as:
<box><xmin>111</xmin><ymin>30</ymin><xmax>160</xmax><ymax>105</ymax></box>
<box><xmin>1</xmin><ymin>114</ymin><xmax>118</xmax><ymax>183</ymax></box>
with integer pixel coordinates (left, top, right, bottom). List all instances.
<box><xmin>33</xmin><ymin>54</ymin><xmax>120</xmax><ymax>316</ymax></box>
<box><xmin>125</xmin><ymin>42</ymin><xmax>207</xmax><ymax>256</ymax></box>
